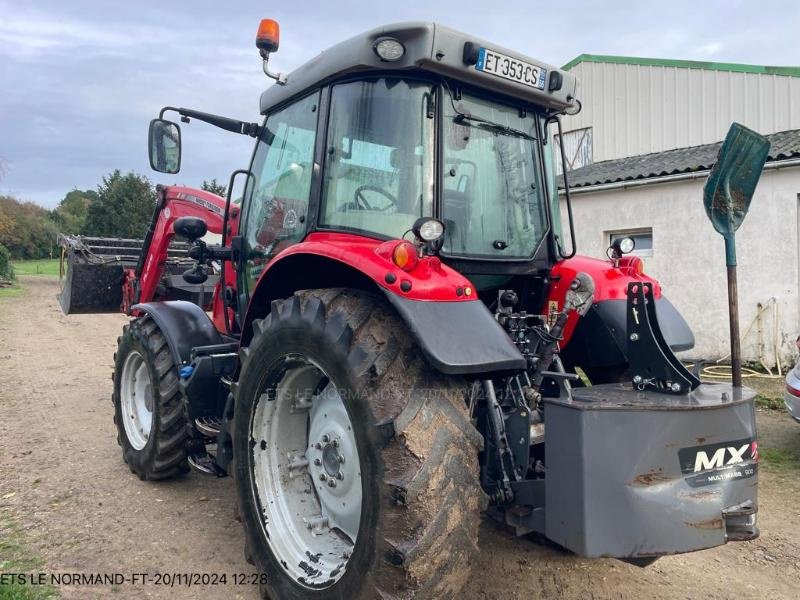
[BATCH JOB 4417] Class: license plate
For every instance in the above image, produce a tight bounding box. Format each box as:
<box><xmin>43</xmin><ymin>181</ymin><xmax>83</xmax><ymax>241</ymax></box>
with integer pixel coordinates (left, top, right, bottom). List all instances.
<box><xmin>475</xmin><ymin>47</ymin><xmax>547</xmax><ymax>90</ymax></box>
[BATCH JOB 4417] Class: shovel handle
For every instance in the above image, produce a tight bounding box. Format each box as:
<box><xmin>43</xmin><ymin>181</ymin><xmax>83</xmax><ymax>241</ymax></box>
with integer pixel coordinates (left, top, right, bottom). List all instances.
<box><xmin>727</xmin><ymin>264</ymin><xmax>742</xmax><ymax>388</ymax></box>
<box><xmin>724</xmin><ymin>234</ymin><xmax>737</xmax><ymax>267</ymax></box>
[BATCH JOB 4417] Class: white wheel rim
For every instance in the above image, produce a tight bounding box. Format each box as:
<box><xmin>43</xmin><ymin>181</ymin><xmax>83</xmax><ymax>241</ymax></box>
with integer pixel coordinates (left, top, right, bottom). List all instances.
<box><xmin>250</xmin><ymin>357</ymin><xmax>362</xmax><ymax>588</ymax></box>
<box><xmin>120</xmin><ymin>350</ymin><xmax>154</xmax><ymax>450</ymax></box>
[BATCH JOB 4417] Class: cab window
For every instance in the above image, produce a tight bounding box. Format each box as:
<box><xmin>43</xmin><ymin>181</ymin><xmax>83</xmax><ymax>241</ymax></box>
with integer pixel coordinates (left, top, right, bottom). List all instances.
<box><xmin>320</xmin><ymin>79</ymin><xmax>434</xmax><ymax>240</ymax></box>
<box><xmin>242</xmin><ymin>93</ymin><xmax>319</xmax><ymax>295</ymax></box>
<box><xmin>442</xmin><ymin>92</ymin><xmax>547</xmax><ymax>259</ymax></box>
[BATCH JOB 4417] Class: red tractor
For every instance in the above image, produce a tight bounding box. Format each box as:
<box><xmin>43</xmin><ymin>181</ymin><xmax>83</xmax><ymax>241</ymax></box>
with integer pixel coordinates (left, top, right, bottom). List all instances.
<box><xmin>59</xmin><ymin>20</ymin><xmax>759</xmax><ymax>599</ymax></box>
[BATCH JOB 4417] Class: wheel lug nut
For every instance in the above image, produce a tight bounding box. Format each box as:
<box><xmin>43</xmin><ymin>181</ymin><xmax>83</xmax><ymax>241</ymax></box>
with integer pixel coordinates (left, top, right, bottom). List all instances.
<box><xmin>336</xmin><ymin>472</ymin><xmax>344</xmax><ymax>480</ymax></box>
<box><xmin>322</xmin><ymin>434</ymin><xmax>330</xmax><ymax>443</ymax></box>
<box><xmin>314</xmin><ymin>458</ymin><xmax>321</xmax><ymax>466</ymax></box>
<box><xmin>315</xmin><ymin>443</ymin><xmax>322</xmax><ymax>450</ymax></box>
<box><xmin>338</xmin><ymin>455</ymin><xmax>345</xmax><ymax>464</ymax></box>
<box><xmin>327</xmin><ymin>479</ymin><xmax>336</xmax><ymax>488</ymax></box>
<box><xmin>332</xmin><ymin>439</ymin><xmax>339</xmax><ymax>448</ymax></box>
<box><xmin>319</xmin><ymin>473</ymin><xmax>327</xmax><ymax>481</ymax></box>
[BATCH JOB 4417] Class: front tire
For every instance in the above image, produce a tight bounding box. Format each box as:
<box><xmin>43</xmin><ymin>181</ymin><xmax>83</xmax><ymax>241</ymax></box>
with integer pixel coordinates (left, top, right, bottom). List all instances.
<box><xmin>112</xmin><ymin>316</ymin><xmax>189</xmax><ymax>480</ymax></box>
<box><xmin>233</xmin><ymin>289</ymin><xmax>486</xmax><ymax>599</ymax></box>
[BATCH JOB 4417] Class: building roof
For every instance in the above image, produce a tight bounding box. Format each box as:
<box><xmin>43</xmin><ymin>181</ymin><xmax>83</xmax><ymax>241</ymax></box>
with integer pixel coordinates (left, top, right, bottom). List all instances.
<box><xmin>562</xmin><ymin>54</ymin><xmax>800</xmax><ymax>78</ymax></box>
<box><xmin>562</xmin><ymin>129</ymin><xmax>800</xmax><ymax>189</ymax></box>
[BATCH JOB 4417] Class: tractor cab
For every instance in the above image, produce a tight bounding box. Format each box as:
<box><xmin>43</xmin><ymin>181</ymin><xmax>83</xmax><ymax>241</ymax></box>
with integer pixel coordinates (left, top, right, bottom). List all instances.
<box><xmin>247</xmin><ymin>22</ymin><xmax>577</xmax><ymax>285</ymax></box>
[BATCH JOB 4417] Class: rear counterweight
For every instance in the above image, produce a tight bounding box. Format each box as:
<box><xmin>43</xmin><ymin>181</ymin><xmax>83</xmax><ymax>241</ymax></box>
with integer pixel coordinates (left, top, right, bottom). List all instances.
<box><xmin>544</xmin><ymin>383</ymin><xmax>758</xmax><ymax>558</ymax></box>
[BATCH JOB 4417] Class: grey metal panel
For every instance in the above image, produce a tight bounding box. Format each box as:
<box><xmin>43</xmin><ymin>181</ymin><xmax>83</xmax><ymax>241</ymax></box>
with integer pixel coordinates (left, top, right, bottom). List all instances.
<box><xmin>563</xmin><ymin>61</ymin><xmax>800</xmax><ymax>163</ymax></box>
<box><xmin>259</xmin><ymin>22</ymin><xmax>578</xmax><ymax>115</ymax></box>
<box><xmin>545</xmin><ymin>383</ymin><xmax>758</xmax><ymax>557</ymax></box>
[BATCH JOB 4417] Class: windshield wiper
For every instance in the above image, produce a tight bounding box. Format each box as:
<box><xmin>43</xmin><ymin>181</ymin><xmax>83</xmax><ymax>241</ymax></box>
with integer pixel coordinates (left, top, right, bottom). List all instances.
<box><xmin>454</xmin><ymin>113</ymin><xmax>537</xmax><ymax>142</ymax></box>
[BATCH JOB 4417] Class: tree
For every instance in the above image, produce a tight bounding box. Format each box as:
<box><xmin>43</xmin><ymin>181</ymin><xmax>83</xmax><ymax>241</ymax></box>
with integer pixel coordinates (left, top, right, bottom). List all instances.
<box><xmin>0</xmin><ymin>195</ymin><xmax>59</xmax><ymax>259</ymax></box>
<box><xmin>83</xmin><ymin>171</ymin><xmax>156</xmax><ymax>238</ymax></box>
<box><xmin>201</xmin><ymin>178</ymin><xmax>227</xmax><ymax>197</ymax></box>
<box><xmin>52</xmin><ymin>188</ymin><xmax>98</xmax><ymax>234</ymax></box>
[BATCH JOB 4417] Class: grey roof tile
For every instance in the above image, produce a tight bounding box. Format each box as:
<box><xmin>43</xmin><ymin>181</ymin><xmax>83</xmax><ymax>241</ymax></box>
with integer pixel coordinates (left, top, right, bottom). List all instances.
<box><xmin>560</xmin><ymin>129</ymin><xmax>800</xmax><ymax>189</ymax></box>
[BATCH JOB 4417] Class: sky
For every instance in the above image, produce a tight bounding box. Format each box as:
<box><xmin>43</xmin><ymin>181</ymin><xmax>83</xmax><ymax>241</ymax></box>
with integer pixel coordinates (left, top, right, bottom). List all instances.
<box><xmin>1</xmin><ymin>0</ymin><xmax>798</xmax><ymax>208</ymax></box>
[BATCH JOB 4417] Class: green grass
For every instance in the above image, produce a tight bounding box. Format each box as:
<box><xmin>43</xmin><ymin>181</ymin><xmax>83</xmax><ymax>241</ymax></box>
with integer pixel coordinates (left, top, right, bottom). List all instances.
<box><xmin>761</xmin><ymin>447</ymin><xmax>800</xmax><ymax>471</ymax></box>
<box><xmin>755</xmin><ymin>394</ymin><xmax>785</xmax><ymax>411</ymax></box>
<box><xmin>0</xmin><ymin>284</ymin><xmax>24</xmax><ymax>299</ymax></box>
<box><xmin>0</xmin><ymin>583</ymin><xmax>56</xmax><ymax>600</ymax></box>
<box><xmin>0</xmin><ymin>513</ymin><xmax>58</xmax><ymax>599</ymax></box>
<box><xmin>10</xmin><ymin>259</ymin><xmax>60</xmax><ymax>277</ymax></box>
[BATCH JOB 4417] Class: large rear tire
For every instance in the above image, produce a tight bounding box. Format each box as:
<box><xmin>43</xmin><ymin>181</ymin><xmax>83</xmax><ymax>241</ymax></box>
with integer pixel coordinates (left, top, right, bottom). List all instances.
<box><xmin>112</xmin><ymin>316</ymin><xmax>189</xmax><ymax>480</ymax></box>
<box><xmin>233</xmin><ymin>289</ymin><xmax>486</xmax><ymax>599</ymax></box>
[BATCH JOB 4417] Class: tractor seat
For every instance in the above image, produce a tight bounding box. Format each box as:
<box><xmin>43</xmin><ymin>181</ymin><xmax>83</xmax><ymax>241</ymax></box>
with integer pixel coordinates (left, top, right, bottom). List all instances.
<box><xmin>443</xmin><ymin>188</ymin><xmax>470</xmax><ymax>250</ymax></box>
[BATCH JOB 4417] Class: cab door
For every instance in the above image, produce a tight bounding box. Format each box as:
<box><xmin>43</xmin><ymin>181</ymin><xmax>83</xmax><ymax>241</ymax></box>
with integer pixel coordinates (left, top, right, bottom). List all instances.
<box><xmin>238</xmin><ymin>92</ymin><xmax>320</xmax><ymax>308</ymax></box>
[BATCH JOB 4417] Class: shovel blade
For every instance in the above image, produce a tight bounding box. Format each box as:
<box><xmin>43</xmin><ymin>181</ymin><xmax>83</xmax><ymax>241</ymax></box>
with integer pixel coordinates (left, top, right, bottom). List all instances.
<box><xmin>703</xmin><ymin>123</ymin><xmax>770</xmax><ymax>238</ymax></box>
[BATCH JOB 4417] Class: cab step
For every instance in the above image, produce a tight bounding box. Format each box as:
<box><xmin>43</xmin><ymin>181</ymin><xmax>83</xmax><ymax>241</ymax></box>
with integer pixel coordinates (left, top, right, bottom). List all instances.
<box><xmin>188</xmin><ymin>453</ymin><xmax>226</xmax><ymax>477</ymax></box>
<box><xmin>195</xmin><ymin>416</ymin><xmax>221</xmax><ymax>437</ymax></box>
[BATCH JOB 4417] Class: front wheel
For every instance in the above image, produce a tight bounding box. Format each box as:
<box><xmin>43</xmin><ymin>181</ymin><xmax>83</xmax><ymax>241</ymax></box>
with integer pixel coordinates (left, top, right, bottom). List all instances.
<box><xmin>112</xmin><ymin>316</ymin><xmax>189</xmax><ymax>480</ymax></box>
<box><xmin>233</xmin><ymin>289</ymin><xmax>486</xmax><ymax>599</ymax></box>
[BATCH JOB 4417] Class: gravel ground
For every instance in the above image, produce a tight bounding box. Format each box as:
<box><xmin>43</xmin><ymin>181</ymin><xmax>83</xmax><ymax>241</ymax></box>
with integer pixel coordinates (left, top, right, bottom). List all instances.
<box><xmin>1</xmin><ymin>277</ymin><xmax>799</xmax><ymax>599</ymax></box>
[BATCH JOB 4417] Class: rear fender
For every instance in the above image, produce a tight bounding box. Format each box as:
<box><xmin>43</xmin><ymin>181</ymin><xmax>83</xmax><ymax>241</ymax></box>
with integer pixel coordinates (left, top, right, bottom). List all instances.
<box><xmin>241</xmin><ymin>232</ymin><xmax>525</xmax><ymax>375</ymax></box>
<box><xmin>132</xmin><ymin>300</ymin><xmax>223</xmax><ymax>365</ymax></box>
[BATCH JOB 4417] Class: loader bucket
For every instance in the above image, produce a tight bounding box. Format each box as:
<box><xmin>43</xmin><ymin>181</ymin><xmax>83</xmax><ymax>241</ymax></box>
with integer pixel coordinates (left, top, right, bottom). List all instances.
<box><xmin>57</xmin><ymin>235</ymin><xmax>143</xmax><ymax>314</ymax></box>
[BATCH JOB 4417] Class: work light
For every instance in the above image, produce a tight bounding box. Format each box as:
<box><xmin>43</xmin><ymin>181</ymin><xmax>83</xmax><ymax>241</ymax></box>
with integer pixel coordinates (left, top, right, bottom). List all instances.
<box><xmin>610</xmin><ymin>236</ymin><xmax>635</xmax><ymax>257</ymax></box>
<box><xmin>374</xmin><ymin>38</ymin><xmax>405</xmax><ymax>61</ymax></box>
<box><xmin>618</xmin><ymin>237</ymin><xmax>635</xmax><ymax>254</ymax></box>
<box><xmin>414</xmin><ymin>218</ymin><xmax>445</xmax><ymax>242</ymax></box>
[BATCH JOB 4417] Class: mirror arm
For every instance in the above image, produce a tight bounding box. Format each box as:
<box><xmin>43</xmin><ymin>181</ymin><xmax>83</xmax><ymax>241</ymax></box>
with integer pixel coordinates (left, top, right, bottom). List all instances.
<box><xmin>159</xmin><ymin>106</ymin><xmax>261</xmax><ymax>138</ymax></box>
<box><xmin>545</xmin><ymin>114</ymin><xmax>577</xmax><ymax>259</ymax></box>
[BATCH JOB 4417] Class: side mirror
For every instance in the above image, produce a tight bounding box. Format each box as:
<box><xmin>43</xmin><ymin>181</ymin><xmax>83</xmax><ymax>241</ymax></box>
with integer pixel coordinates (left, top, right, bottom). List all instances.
<box><xmin>148</xmin><ymin>119</ymin><xmax>181</xmax><ymax>174</ymax></box>
<box><xmin>174</xmin><ymin>216</ymin><xmax>207</xmax><ymax>241</ymax></box>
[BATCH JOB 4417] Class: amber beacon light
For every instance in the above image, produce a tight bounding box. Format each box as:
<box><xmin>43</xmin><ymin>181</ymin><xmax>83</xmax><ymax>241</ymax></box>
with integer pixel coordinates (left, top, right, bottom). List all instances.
<box><xmin>257</xmin><ymin>19</ymin><xmax>286</xmax><ymax>84</ymax></box>
<box><xmin>256</xmin><ymin>19</ymin><xmax>280</xmax><ymax>54</ymax></box>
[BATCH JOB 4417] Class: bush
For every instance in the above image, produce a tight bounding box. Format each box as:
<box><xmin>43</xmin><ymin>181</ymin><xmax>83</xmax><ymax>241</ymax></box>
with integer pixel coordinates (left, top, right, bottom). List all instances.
<box><xmin>0</xmin><ymin>243</ymin><xmax>14</xmax><ymax>280</ymax></box>
<box><xmin>0</xmin><ymin>196</ymin><xmax>59</xmax><ymax>259</ymax></box>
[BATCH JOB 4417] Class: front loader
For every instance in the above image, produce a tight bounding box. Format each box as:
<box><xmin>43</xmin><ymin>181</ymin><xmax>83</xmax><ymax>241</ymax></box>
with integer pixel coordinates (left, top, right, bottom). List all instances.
<box><xmin>59</xmin><ymin>20</ymin><xmax>760</xmax><ymax>599</ymax></box>
<box><xmin>58</xmin><ymin>184</ymin><xmax>234</xmax><ymax>317</ymax></box>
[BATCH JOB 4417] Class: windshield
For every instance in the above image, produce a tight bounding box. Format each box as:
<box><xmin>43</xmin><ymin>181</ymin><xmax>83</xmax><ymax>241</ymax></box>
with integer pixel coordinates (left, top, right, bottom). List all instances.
<box><xmin>442</xmin><ymin>91</ymin><xmax>548</xmax><ymax>259</ymax></box>
<box><xmin>320</xmin><ymin>79</ymin><xmax>434</xmax><ymax>238</ymax></box>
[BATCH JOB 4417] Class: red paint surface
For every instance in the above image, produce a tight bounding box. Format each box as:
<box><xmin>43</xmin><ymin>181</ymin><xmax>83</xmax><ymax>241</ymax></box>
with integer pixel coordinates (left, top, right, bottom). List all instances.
<box><xmin>546</xmin><ymin>254</ymin><xmax>661</xmax><ymax>346</ymax></box>
<box><xmin>249</xmin><ymin>231</ymin><xmax>478</xmax><ymax>305</ymax></box>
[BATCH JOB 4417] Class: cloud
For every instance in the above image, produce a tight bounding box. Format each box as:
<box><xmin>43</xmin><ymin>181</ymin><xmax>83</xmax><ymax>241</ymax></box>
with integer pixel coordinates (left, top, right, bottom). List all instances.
<box><xmin>696</xmin><ymin>42</ymin><xmax>724</xmax><ymax>57</ymax></box>
<box><xmin>0</xmin><ymin>7</ymin><xmax>173</xmax><ymax>59</ymax></box>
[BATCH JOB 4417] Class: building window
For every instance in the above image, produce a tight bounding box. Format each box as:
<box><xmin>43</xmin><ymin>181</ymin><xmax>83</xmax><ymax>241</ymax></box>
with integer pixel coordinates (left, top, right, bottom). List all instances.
<box><xmin>607</xmin><ymin>228</ymin><xmax>653</xmax><ymax>257</ymax></box>
<box><xmin>554</xmin><ymin>127</ymin><xmax>593</xmax><ymax>175</ymax></box>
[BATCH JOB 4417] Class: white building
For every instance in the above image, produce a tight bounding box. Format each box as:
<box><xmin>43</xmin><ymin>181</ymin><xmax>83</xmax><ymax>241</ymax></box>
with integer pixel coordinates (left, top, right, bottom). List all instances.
<box><xmin>558</xmin><ymin>55</ymin><xmax>800</xmax><ymax>367</ymax></box>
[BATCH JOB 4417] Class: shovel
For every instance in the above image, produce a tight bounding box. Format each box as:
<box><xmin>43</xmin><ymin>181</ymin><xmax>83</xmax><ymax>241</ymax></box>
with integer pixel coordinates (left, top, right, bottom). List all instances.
<box><xmin>703</xmin><ymin>123</ymin><xmax>770</xmax><ymax>387</ymax></box>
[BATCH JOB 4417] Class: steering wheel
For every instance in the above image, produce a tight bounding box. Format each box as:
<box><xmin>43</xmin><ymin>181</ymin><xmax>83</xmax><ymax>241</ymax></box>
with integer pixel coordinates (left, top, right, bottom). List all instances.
<box><xmin>353</xmin><ymin>185</ymin><xmax>399</xmax><ymax>212</ymax></box>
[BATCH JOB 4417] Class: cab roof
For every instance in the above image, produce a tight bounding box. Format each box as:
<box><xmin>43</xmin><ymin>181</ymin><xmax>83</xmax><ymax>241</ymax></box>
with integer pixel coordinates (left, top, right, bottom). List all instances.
<box><xmin>259</xmin><ymin>22</ymin><xmax>579</xmax><ymax>115</ymax></box>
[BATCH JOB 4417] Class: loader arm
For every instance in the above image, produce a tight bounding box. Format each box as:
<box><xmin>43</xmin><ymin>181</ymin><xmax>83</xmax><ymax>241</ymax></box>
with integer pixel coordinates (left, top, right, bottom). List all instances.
<box><xmin>123</xmin><ymin>185</ymin><xmax>232</xmax><ymax>313</ymax></box>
